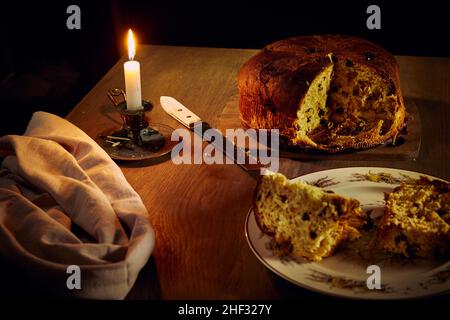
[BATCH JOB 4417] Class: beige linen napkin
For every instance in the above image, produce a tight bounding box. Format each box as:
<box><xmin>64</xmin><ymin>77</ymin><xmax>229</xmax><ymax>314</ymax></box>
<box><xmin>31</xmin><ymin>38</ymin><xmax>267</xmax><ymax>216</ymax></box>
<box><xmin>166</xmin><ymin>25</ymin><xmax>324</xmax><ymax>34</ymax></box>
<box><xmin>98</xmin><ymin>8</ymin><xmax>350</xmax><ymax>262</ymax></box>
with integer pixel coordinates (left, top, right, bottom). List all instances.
<box><xmin>0</xmin><ymin>112</ymin><xmax>154</xmax><ymax>299</ymax></box>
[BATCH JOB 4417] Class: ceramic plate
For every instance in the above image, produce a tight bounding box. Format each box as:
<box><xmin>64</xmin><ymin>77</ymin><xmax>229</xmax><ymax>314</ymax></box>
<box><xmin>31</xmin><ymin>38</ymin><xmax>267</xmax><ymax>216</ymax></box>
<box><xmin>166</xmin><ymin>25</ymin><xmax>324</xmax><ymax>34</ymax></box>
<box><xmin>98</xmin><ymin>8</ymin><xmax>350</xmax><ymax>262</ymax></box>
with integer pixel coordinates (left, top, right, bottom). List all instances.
<box><xmin>245</xmin><ymin>167</ymin><xmax>450</xmax><ymax>299</ymax></box>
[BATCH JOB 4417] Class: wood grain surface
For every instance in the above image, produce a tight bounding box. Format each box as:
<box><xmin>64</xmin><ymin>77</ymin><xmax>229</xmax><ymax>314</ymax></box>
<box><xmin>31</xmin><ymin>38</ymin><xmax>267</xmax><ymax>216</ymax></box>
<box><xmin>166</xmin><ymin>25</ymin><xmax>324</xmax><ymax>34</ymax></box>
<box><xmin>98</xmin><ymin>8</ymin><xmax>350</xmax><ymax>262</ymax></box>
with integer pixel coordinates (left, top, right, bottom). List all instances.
<box><xmin>66</xmin><ymin>45</ymin><xmax>450</xmax><ymax>299</ymax></box>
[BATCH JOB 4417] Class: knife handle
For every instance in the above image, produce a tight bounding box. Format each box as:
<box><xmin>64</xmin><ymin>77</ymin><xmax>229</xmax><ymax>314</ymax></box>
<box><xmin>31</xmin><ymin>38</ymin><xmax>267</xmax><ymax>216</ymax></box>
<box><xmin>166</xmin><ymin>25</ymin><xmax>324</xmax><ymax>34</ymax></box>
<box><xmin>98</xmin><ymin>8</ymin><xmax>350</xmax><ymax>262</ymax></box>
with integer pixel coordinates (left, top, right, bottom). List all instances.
<box><xmin>174</xmin><ymin>107</ymin><xmax>202</xmax><ymax>129</ymax></box>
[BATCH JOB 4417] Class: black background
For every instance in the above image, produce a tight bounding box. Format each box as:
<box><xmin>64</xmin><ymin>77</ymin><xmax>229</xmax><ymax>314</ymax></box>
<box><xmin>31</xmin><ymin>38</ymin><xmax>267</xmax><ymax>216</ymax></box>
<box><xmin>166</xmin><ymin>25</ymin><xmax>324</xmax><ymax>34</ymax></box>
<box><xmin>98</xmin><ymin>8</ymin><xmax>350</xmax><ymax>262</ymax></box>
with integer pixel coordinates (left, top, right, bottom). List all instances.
<box><xmin>1</xmin><ymin>0</ymin><xmax>449</xmax><ymax>135</ymax></box>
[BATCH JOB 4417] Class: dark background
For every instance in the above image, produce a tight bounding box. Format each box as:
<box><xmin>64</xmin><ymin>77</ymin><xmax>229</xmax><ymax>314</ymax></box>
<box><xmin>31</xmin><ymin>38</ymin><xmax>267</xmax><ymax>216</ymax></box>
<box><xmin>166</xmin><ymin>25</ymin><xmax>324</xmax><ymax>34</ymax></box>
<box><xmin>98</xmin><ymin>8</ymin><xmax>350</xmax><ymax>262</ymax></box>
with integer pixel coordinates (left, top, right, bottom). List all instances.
<box><xmin>1</xmin><ymin>0</ymin><xmax>449</xmax><ymax>135</ymax></box>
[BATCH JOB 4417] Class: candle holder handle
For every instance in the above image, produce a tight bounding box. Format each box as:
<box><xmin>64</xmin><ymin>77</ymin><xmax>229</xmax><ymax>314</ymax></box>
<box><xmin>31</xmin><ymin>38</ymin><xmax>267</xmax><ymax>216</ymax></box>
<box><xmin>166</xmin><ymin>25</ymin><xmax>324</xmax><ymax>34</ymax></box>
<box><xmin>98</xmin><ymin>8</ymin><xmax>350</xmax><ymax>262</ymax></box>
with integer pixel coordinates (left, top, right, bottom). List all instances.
<box><xmin>107</xmin><ymin>88</ymin><xmax>126</xmax><ymax>107</ymax></box>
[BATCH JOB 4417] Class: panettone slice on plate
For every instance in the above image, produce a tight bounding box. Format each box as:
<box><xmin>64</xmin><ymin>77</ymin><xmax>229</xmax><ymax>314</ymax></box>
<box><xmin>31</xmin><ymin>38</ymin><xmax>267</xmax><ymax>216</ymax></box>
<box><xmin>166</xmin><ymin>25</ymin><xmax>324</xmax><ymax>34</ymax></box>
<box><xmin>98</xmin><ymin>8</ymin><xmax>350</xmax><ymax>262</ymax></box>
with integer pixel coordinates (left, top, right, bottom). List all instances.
<box><xmin>254</xmin><ymin>172</ymin><xmax>366</xmax><ymax>261</ymax></box>
<box><xmin>376</xmin><ymin>177</ymin><xmax>450</xmax><ymax>259</ymax></box>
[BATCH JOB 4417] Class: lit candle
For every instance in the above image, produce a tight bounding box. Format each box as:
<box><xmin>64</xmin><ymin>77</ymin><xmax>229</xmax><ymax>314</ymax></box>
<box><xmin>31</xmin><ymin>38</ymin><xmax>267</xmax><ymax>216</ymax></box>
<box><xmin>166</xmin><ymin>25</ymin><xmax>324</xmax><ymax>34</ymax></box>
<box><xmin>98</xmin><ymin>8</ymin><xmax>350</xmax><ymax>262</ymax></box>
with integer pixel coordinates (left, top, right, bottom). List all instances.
<box><xmin>124</xmin><ymin>29</ymin><xmax>142</xmax><ymax>110</ymax></box>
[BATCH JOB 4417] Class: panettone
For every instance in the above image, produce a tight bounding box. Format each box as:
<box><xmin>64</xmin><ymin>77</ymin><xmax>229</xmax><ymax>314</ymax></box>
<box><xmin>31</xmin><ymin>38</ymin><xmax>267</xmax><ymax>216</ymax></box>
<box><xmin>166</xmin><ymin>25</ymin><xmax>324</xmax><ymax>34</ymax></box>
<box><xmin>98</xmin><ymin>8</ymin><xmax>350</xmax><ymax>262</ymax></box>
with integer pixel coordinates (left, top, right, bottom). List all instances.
<box><xmin>376</xmin><ymin>177</ymin><xmax>450</xmax><ymax>259</ymax></box>
<box><xmin>238</xmin><ymin>35</ymin><xmax>407</xmax><ymax>152</ymax></box>
<box><xmin>254</xmin><ymin>173</ymin><xmax>366</xmax><ymax>261</ymax></box>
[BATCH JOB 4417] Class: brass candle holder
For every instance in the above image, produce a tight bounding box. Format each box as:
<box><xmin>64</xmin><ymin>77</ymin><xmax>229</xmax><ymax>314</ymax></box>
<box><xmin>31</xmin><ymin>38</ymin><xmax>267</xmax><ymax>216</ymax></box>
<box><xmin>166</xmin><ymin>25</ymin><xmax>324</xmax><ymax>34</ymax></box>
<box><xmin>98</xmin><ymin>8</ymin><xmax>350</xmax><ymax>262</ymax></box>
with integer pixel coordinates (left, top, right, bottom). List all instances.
<box><xmin>99</xmin><ymin>88</ymin><xmax>176</xmax><ymax>162</ymax></box>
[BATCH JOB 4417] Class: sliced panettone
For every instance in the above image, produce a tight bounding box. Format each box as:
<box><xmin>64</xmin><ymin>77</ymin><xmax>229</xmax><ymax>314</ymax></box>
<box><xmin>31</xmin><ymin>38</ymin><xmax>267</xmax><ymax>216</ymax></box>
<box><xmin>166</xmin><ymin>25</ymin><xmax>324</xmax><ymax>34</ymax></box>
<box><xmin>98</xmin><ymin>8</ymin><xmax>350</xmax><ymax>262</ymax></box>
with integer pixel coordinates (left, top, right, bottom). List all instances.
<box><xmin>254</xmin><ymin>173</ymin><xmax>366</xmax><ymax>261</ymax></box>
<box><xmin>376</xmin><ymin>177</ymin><xmax>450</xmax><ymax>259</ymax></box>
<box><xmin>239</xmin><ymin>35</ymin><xmax>407</xmax><ymax>152</ymax></box>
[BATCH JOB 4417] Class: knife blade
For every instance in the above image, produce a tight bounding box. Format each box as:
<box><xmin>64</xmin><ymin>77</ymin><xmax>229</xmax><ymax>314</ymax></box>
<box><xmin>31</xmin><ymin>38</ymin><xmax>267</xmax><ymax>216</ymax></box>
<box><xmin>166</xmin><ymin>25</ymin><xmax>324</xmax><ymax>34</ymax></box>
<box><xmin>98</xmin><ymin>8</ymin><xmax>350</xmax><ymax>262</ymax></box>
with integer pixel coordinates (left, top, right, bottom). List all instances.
<box><xmin>160</xmin><ymin>96</ymin><xmax>264</xmax><ymax>175</ymax></box>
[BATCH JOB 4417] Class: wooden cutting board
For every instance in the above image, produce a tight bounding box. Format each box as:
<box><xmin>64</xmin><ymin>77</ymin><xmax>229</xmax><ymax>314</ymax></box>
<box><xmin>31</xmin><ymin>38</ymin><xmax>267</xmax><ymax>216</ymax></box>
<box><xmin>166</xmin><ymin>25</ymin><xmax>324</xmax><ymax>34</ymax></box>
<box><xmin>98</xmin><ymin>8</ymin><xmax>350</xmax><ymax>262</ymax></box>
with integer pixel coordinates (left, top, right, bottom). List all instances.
<box><xmin>216</xmin><ymin>95</ymin><xmax>421</xmax><ymax>161</ymax></box>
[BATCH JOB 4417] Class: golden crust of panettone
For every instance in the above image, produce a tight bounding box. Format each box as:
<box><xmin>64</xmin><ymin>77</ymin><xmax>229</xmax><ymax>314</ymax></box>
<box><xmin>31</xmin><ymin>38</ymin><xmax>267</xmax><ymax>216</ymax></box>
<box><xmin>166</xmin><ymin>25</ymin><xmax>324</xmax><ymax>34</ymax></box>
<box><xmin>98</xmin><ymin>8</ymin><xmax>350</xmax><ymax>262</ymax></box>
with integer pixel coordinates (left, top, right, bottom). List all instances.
<box><xmin>253</xmin><ymin>173</ymin><xmax>366</xmax><ymax>261</ymax></box>
<box><xmin>238</xmin><ymin>35</ymin><xmax>407</xmax><ymax>153</ymax></box>
<box><xmin>376</xmin><ymin>177</ymin><xmax>450</xmax><ymax>259</ymax></box>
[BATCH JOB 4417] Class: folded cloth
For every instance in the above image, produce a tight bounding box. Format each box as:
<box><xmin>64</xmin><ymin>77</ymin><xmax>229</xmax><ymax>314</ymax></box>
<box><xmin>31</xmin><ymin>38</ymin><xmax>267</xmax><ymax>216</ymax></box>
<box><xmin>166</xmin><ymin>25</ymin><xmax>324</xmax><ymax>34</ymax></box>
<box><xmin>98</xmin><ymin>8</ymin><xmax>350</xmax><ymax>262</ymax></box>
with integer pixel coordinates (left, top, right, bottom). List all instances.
<box><xmin>0</xmin><ymin>112</ymin><xmax>154</xmax><ymax>299</ymax></box>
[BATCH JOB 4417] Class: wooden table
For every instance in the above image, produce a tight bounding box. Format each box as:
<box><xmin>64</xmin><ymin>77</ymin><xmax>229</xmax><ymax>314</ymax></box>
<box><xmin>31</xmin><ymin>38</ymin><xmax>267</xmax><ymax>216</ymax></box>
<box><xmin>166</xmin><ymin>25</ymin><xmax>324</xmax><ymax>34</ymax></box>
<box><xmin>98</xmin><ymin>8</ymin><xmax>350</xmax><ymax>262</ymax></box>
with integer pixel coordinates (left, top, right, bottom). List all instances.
<box><xmin>67</xmin><ymin>45</ymin><xmax>450</xmax><ymax>299</ymax></box>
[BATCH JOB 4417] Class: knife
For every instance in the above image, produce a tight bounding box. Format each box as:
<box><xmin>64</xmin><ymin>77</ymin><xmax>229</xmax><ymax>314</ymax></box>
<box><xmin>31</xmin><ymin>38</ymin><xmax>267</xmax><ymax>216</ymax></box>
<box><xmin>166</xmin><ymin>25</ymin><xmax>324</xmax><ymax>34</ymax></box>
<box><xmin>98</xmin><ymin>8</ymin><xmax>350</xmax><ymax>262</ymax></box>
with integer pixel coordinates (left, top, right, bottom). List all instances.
<box><xmin>160</xmin><ymin>96</ymin><xmax>264</xmax><ymax>175</ymax></box>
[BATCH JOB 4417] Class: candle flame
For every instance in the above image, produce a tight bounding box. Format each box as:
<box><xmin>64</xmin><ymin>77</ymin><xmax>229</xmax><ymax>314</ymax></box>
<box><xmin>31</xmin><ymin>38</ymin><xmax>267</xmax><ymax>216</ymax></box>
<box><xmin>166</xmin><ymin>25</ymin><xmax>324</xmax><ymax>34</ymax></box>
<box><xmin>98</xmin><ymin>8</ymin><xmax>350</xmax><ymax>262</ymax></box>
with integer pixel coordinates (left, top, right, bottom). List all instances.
<box><xmin>128</xmin><ymin>29</ymin><xmax>136</xmax><ymax>60</ymax></box>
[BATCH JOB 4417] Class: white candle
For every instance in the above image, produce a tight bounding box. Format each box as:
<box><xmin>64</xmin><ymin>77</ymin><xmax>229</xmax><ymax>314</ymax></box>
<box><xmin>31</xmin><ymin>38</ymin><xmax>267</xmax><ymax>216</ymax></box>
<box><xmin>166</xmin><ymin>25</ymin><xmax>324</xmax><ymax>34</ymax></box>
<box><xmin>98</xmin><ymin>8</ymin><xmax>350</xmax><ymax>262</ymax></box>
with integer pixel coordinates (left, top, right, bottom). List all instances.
<box><xmin>124</xmin><ymin>29</ymin><xmax>142</xmax><ymax>110</ymax></box>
